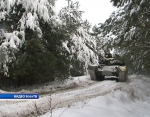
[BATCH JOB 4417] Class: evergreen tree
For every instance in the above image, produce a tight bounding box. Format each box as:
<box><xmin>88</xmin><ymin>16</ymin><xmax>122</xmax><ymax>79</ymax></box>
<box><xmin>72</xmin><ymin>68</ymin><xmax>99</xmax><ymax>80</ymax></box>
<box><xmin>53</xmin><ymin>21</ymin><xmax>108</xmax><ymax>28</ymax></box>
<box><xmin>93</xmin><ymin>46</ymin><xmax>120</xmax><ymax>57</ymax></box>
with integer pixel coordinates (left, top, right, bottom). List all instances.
<box><xmin>95</xmin><ymin>0</ymin><xmax>150</xmax><ymax>72</ymax></box>
<box><xmin>58</xmin><ymin>1</ymin><xmax>98</xmax><ymax>76</ymax></box>
<box><xmin>0</xmin><ymin>0</ymin><xmax>98</xmax><ymax>87</ymax></box>
<box><xmin>0</xmin><ymin>0</ymin><xmax>56</xmax><ymax>75</ymax></box>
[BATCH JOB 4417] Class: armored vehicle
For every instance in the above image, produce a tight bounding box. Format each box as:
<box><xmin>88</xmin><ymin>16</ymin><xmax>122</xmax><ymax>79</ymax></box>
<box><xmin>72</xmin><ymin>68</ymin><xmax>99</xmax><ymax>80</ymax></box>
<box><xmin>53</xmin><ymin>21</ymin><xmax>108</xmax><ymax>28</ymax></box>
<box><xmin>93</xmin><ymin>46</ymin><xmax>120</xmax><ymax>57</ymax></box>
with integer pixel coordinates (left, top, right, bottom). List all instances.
<box><xmin>86</xmin><ymin>44</ymin><xmax>127</xmax><ymax>82</ymax></box>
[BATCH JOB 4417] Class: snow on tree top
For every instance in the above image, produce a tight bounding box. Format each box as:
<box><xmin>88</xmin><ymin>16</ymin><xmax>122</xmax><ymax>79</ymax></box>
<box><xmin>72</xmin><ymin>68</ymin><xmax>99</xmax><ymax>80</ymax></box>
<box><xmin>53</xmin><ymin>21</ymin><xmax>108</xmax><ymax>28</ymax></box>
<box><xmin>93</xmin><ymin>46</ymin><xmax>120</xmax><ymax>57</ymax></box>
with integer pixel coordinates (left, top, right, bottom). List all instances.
<box><xmin>0</xmin><ymin>0</ymin><xmax>57</xmax><ymax>48</ymax></box>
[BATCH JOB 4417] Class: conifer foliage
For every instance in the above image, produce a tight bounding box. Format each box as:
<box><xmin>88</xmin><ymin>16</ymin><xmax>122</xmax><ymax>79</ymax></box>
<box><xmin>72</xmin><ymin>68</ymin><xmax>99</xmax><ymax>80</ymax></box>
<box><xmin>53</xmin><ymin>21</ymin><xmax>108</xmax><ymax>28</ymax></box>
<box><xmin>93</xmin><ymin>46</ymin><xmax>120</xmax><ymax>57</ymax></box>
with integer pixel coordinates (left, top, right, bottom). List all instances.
<box><xmin>95</xmin><ymin>0</ymin><xmax>150</xmax><ymax>72</ymax></box>
<box><xmin>0</xmin><ymin>0</ymin><xmax>97</xmax><ymax>87</ymax></box>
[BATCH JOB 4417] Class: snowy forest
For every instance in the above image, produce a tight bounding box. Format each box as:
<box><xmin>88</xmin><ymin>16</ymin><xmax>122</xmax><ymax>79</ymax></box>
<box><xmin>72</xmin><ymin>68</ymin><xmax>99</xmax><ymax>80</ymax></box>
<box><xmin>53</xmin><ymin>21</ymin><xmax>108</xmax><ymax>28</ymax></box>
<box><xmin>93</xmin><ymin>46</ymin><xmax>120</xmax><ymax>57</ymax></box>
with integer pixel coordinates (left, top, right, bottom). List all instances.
<box><xmin>0</xmin><ymin>0</ymin><xmax>98</xmax><ymax>87</ymax></box>
<box><xmin>0</xmin><ymin>0</ymin><xmax>150</xmax><ymax>117</ymax></box>
<box><xmin>0</xmin><ymin>0</ymin><xmax>149</xmax><ymax>88</ymax></box>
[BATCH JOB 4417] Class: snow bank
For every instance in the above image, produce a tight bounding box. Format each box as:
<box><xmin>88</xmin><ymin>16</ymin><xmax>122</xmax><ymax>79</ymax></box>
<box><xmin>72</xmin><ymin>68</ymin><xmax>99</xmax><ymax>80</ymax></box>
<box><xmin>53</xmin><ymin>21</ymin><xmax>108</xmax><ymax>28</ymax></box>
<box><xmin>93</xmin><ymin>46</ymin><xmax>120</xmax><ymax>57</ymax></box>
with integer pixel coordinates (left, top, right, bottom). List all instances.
<box><xmin>0</xmin><ymin>75</ymin><xmax>150</xmax><ymax>117</ymax></box>
<box><xmin>42</xmin><ymin>75</ymin><xmax>150</xmax><ymax>117</ymax></box>
<box><xmin>43</xmin><ymin>95</ymin><xmax>150</xmax><ymax>117</ymax></box>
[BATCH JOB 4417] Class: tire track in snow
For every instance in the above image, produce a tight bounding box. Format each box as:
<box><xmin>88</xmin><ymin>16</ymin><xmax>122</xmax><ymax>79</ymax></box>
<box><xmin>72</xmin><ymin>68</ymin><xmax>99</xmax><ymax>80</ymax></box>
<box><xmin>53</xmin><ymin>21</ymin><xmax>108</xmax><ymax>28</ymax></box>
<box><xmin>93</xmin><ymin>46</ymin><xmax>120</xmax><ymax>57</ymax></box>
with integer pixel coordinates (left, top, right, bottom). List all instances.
<box><xmin>0</xmin><ymin>79</ymin><xmax>118</xmax><ymax>117</ymax></box>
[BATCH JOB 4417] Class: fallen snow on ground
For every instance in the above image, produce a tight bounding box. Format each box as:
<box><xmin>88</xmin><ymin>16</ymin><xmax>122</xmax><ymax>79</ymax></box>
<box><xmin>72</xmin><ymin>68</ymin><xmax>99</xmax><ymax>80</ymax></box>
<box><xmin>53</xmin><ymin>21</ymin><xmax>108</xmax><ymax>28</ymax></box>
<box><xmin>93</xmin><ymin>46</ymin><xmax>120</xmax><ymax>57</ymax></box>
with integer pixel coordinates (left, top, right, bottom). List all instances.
<box><xmin>0</xmin><ymin>75</ymin><xmax>150</xmax><ymax>117</ymax></box>
<box><xmin>42</xmin><ymin>75</ymin><xmax>150</xmax><ymax>117</ymax></box>
<box><xmin>43</xmin><ymin>95</ymin><xmax>150</xmax><ymax>117</ymax></box>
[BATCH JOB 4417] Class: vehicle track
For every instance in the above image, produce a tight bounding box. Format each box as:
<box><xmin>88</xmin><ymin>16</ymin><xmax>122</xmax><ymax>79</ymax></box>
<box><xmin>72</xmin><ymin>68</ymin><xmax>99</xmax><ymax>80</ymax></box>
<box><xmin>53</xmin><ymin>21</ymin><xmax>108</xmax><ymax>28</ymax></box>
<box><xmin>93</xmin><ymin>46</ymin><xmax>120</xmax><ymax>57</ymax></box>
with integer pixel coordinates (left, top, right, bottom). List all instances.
<box><xmin>0</xmin><ymin>77</ymin><xmax>119</xmax><ymax>117</ymax></box>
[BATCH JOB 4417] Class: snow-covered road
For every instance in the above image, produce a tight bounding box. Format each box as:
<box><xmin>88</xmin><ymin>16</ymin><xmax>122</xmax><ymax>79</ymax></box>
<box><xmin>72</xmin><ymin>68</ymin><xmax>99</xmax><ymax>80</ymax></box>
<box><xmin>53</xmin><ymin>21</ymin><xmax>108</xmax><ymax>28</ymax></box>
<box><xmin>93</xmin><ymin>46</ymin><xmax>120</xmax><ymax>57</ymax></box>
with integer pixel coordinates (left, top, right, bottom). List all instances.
<box><xmin>0</xmin><ymin>75</ymin><xmax>150</xmax><ymax>117</ymax></box>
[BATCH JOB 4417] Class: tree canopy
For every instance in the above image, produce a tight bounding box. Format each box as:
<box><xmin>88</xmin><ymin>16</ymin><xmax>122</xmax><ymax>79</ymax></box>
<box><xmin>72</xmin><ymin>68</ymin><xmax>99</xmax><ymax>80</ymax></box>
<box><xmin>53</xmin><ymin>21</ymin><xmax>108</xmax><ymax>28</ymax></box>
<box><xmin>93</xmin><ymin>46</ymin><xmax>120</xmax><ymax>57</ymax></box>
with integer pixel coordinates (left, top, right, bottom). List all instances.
<box><xmin>93</xmin><ymin>0</ymin><xmax>150</xmax><ymax>72</ymax></box>
<box><xmin>0</xmin><ymin>0</ymin><xmax>98</xmax><ymax>87</ymax></box>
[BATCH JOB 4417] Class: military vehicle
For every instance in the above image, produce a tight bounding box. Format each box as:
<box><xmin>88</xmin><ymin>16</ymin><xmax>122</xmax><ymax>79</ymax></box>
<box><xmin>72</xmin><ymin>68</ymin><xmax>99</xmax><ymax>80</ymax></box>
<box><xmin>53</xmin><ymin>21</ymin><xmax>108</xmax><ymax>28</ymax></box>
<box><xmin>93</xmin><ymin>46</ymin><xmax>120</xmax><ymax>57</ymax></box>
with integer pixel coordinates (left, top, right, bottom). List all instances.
<box><xmin>86</xmin><ymin>44</ymin><xmax>127</xmax><ymax>82</ymax></box>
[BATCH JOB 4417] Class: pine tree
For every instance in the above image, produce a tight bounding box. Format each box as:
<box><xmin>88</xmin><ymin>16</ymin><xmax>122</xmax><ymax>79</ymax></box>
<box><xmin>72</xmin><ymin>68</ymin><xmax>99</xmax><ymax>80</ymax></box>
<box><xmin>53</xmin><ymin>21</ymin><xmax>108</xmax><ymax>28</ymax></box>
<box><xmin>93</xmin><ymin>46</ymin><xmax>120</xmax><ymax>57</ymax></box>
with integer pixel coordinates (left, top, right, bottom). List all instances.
<box><xmin>0</xmin><ymin>0</ymin><xmax>98</xmax><ymax>87</ymax></box>
<box><xmin>0</xmin><ymin>0</ymin><xmax>56</xmax><ymax>75</ymax></box>
<box><xmin>96</xmin><ymin>0</ymin><xmax>150</xmax><ymax>72</ymax></box>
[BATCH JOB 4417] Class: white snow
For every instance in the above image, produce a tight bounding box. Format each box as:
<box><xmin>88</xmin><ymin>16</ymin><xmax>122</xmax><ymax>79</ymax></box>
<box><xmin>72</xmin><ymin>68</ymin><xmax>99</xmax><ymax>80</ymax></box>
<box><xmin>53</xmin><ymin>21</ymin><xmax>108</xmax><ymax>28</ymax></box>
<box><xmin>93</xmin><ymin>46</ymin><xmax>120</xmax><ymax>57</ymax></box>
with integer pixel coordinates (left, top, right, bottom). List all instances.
<box><xmin>0</xmin><ymin>0</ymin><xmax>57</xmax><ymax>49</ymax></box>
<box><xmin>42</xmin><ymin>95</ymin><xmax>150</xmax><ymax>117</ymax></box>
<box><xmin>0</xmin><ymin>0</ymin><xmax>98</xmax><ymax>76</ymax></box>
<box><xmin>42</xmin><ymin>75</ymin><xmax>150</xmax><ymax>117</ymax></box>
<box><xmin>26</xmin><ymin>12</ymin><xmax>36</xmax><ymax>30</ymax></box>
<box><xmin>130</xmin><ymin>9</ymin><xmax>136</xmax><ymax>17</ymax></box>
<box><xmin>0</xmin><ymin>0</ymin><xmax>58</xmax><ymax>74</ymax></box>
<box><xmin>0</xmin><ymin>75</ymin><xmax>150</xmax><ymax>117</ymax></box>
<box><xmin>2</xmin><ymin>31</ymin><xmax>22</xmax><ymax>48</ymax></box>
<box><xmin>140</xmin><ymin>0</ymin><xmax>146</xmax><ymax>6</ymax></box>
<box><xmin>62</xmin><ymin>41</ymin><xmax>70</xmax><ymax>53</ymax></box>
<box><xmin>0</xmin><ymin>11</ymin><xmax>6</xmax><ymax>20</ymax></box>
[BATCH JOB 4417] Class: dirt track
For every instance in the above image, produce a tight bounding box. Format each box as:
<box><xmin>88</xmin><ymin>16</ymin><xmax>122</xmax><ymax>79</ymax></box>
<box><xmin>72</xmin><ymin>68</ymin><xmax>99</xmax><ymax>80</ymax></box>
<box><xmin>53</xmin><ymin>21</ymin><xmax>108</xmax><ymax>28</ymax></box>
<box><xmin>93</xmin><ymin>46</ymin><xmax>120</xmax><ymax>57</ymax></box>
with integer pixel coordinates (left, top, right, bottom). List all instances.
<box><xmin>0</xmin><ymin>77</ymin><xmax>147</xmax><ymax>117</ymax></box>
<box><xmin>0</xmin><ymin>76</ymin><xmax>126</xmax><ymax>117</ymax></box>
